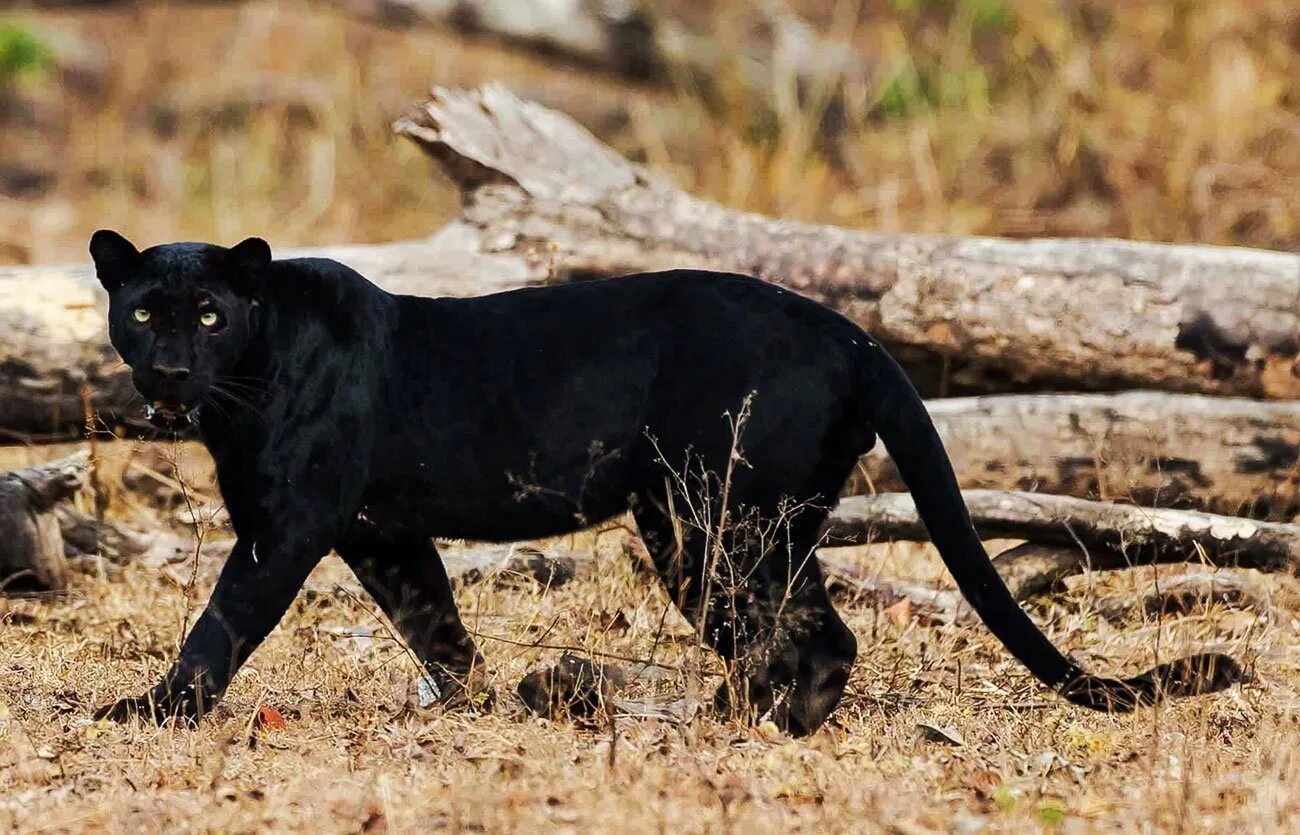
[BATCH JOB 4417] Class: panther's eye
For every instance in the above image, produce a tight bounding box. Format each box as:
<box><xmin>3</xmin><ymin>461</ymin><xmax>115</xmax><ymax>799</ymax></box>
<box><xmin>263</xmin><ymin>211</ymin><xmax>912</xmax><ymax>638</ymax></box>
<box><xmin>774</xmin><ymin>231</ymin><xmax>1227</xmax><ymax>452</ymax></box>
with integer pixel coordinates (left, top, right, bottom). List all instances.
<box><xmin>199</xmin><ymin>310</ymin><xmax>220</xmax><ymax>328</ymax></box>
<box><xmin>132</xmin><ymin>308</ymin><xmax>151</xmax><ymax>324</ymax></box>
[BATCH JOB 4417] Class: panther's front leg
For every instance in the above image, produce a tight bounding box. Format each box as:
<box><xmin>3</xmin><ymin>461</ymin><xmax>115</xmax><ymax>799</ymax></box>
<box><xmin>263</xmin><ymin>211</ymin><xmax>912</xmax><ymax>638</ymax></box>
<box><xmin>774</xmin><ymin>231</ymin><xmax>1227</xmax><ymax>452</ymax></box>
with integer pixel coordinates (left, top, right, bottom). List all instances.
<box><xmin>96</xmin><ymin>517</ymin><xmax>331</xmax><ymax>724</ymax></box>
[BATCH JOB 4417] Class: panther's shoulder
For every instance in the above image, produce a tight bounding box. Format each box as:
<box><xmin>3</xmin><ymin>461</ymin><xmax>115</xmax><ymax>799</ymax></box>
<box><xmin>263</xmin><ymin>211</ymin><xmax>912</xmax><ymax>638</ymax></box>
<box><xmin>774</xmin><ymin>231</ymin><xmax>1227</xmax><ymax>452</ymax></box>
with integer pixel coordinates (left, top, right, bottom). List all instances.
<box><xmin>264</xmin><ymin>257</ymin><xmax>392</xmax><ymax>343</ymax></box>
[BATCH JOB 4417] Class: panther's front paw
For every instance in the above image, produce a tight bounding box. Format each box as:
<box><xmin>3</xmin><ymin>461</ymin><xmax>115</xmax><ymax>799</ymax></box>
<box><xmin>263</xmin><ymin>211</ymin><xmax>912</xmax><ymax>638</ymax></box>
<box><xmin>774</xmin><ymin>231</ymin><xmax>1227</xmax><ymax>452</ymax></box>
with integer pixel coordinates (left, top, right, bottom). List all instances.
<box><xmin>94</xmin><ymin>694</ymin><xmax>162</xmax><ymax>724</ymax></box>
<box><xmin>93</xmin><ymin>682</ymin><xmax>211</xmax><ymax>726</ymax></box>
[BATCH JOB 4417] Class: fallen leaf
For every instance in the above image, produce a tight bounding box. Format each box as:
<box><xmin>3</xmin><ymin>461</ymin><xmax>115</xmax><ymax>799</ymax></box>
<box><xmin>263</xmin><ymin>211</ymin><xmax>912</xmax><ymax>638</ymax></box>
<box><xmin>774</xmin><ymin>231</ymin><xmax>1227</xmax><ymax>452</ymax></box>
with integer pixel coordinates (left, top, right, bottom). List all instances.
<box><xmin>885</xmin><ymin>597</ymin><xmax>913</xmax><ymax>629</ymax></box>
<box><xmin>916</xmin><ymin>722</ymin><xmax>965</xmax><ymax>746</ymax></box>
<box><xmin>254</xmin><ymin>705</ymin><xmax>286</xmax><ymax>731</ymax></box>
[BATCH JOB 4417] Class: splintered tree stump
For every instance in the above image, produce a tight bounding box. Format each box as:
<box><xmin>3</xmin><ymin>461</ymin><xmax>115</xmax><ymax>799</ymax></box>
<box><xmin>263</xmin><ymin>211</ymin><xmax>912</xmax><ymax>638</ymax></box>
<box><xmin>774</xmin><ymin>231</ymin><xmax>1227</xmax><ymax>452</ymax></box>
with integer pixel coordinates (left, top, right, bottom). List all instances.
<box><xmin>0</xmin><ymin>453</ymin><xmax>149</xmax><ymax>593</ymax></box>
<box><xmin>0</xmin><ymin>454</ymin><xmax>86</xmax><ymax>592</ymax></box>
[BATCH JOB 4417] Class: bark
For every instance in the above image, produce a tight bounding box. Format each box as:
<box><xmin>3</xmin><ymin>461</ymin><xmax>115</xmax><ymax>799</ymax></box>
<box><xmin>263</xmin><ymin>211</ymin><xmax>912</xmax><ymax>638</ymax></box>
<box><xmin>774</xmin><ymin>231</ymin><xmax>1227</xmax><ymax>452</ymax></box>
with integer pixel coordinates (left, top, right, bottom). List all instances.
<box><xmin>54</xmin><ymin>505</ymin><xmax>149</xmax><ymax>564</ymax></box>
<box><xmin>0</xmin><ymin>454</ymin><xmax>85</xmax><ymax>592</ymax></box>
<box><xmin>986</xmin><ymin>542</ymin><xmax>1082</xmax><ymax>601</ymax></box>
<box><xmin>396</xmin><ymin>85</ymin><xmax>1300</xmax><ymax>398</ymax></box>
<box><xmin>857</xmin><ymin>391</ymin><xmax>1300</xmax><ymax>520</ymax></box>
<box><xmin>826</xmin><ymin>490</ymin><xmax>1300</xmax><ymax>574</ymax></box>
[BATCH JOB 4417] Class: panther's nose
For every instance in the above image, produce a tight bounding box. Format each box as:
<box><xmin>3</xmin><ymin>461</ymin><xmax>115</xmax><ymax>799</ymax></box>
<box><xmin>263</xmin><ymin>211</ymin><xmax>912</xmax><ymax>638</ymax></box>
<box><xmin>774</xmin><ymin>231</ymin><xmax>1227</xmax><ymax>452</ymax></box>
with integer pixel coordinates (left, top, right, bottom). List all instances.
<box><xmin>152</xmin><ymin>363</ymin><xmax>191</xmax><ymax>381</ymax></box>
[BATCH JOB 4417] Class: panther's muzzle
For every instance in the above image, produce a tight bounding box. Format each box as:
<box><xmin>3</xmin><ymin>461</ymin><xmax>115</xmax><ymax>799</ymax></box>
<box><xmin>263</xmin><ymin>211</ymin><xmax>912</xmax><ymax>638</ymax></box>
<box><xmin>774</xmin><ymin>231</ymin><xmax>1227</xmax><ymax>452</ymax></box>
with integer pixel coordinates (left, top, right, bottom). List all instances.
<box><xmin>145</xmin><ymin>401</ymin><xmax>200</xmax><ymax>429</ymax></box>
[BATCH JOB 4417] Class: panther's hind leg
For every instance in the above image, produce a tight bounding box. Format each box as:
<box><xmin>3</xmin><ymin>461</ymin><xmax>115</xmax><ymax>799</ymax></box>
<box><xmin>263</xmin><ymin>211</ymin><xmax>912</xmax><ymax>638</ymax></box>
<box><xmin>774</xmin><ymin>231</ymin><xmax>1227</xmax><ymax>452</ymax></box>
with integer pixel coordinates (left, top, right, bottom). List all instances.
<box><xmin>630</xmin><ymin>488</ymin><xmax>856</xmax><ymax>736</ymax></box>
<box><xmin>749</xmin><ymin>507</ymin><xmax>858</xmax><ymax>736</ymax></box>
<box><xmin>336</xmin><ymin>532</ymin><xmax>487</xmax><ymax>707</ymax></box>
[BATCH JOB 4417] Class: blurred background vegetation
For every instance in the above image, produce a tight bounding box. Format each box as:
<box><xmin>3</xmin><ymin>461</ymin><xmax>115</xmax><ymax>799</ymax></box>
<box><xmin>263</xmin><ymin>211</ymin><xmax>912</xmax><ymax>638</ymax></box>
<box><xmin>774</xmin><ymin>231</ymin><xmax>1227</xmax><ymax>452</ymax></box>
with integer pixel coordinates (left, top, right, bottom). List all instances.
<box><xmin>1</xmin><ymin>0</ymin><xmax>1298</xmax><ymax>265</ymax></box>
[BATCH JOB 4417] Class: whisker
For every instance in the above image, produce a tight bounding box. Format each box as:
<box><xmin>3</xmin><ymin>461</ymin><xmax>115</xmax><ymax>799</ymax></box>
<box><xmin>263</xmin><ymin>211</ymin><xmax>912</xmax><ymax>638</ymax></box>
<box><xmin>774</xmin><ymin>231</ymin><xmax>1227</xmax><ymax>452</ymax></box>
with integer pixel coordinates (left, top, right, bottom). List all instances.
<box><xmin>216</xmin><ymin>374</ymin><xmax>271</xmax><ymax>391</ymax></box>
<box><xmin>210</xmin><ymin>386</ymin><xmax>260</xmax><ymax>411</ymax></box>
<box><xmin>214</xmin><ymin>377</ymin><xmax>272</xmax><ymax>400</ymax></box>
<box><xmin>201</xmin><ymin>395</ymin><xmax>232</xmax><ymax>423</ymax></box>
<box><xmin>206</xmin><ymin>383</ymin><xmax>270</xmax><ymax>425</ymax></box>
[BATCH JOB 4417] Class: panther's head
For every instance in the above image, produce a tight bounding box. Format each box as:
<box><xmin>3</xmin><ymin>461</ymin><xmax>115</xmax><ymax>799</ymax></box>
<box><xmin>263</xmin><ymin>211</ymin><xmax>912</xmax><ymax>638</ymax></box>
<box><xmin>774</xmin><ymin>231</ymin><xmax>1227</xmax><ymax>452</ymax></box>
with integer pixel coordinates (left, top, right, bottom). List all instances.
<box><xmin>90</xmin><ymin>230</ymin><xmax>270</xmax><ymax>430</ymax></box>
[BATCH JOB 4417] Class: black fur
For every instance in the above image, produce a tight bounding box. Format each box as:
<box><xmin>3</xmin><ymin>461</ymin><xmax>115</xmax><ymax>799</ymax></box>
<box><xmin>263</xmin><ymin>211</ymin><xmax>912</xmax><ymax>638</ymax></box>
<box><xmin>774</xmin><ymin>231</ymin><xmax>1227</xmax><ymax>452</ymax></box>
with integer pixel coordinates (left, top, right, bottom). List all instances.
<box><xmin>90</xmin><ymin>233</ymin><xmax>1243</xmax><ymax>734</ymax></box>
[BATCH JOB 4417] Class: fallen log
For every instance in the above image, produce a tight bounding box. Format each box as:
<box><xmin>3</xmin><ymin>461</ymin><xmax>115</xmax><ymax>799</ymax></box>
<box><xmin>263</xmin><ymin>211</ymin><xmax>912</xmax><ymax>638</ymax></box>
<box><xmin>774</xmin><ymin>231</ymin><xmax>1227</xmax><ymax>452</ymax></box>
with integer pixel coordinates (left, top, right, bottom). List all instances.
<box><xmin>8</xmin><ymin>283</ymin><xmax>1300</xmax><ymax>519</ymax></box>
<box><xmin>857</xmin><ymin>392</ymin><xmax>1300</xmax><ymax>519</ymax></box>
<box><xmin>395</xmin><ymin>85</ymin><xmax>1300</xmax><ymax>399</ymax></box>
<box><xmin>0</xmin><ymin>453</ymin><xmax>156</xmax><ymax>592</ymax></box>
<box><xmin>822</xmin><ymin>552</ymin><xmax>1268</xmax><ymax>627</ymax></box>
<box><xmin>826</xmin><ymin>490</ymin><xmax>1300</xmax><ymax>574</ymax></box>
<box><xmin>29</xmin><ymin>0</ymin><xmax>867</xmax><ymax>106</ymax></box>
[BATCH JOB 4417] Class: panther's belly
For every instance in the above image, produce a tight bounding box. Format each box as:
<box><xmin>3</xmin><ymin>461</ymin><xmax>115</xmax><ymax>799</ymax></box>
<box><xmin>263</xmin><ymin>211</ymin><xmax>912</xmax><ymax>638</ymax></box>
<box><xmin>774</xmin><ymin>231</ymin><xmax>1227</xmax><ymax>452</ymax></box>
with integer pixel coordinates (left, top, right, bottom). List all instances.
<box><xmin>354</xmin><ymin>446</ymin><xmax>643</xmax><ymax>543</ymax></box>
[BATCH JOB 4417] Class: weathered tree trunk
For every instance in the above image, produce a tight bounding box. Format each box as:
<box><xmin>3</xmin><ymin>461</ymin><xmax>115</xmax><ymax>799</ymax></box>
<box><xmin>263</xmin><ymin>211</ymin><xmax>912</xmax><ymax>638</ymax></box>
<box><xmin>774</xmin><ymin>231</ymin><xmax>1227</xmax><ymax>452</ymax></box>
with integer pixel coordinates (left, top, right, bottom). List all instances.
<box><xmin>8</xmin><ymin>270</ymin><xmax>1300</xmax><ymax>517</ymax></box>
<box><xmin>0</xmin><ymin>454</ymin><xmax>85</xmax><ymax>592</ymax></box>
<box><xmin>858</xmin><ymin>392</ymin><xmax>1300</xmax><ymax>520</ymax></box>
<box><xmin>826</xmin><ymin>490</ymin><xmax>1300</xmax><ymax>574</ymax></box>
<box><xmin>396</xmin><ymin>85</ymin><xmax>1300</xmax><ymax>399</ymax></box>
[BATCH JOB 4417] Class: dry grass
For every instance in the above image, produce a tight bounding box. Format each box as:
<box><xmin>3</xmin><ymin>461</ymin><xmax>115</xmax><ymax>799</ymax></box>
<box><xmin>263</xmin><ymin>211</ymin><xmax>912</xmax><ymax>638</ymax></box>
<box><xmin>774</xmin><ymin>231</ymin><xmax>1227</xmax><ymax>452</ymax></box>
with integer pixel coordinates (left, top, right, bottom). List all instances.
<box><xmin>3</xmin><ymin>442</ymin><xmax>1300</xmax><ymax>832</ymax></box>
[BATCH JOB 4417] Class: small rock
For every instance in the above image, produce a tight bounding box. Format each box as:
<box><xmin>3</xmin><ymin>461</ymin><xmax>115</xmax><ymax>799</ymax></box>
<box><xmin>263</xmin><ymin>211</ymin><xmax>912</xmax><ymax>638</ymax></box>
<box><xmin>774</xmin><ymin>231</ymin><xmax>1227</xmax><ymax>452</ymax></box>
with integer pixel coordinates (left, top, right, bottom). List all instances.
<box><xmin>516</xmin><ymin>654</ymin><xmax>620</xmax><ymax>723</ymax></box>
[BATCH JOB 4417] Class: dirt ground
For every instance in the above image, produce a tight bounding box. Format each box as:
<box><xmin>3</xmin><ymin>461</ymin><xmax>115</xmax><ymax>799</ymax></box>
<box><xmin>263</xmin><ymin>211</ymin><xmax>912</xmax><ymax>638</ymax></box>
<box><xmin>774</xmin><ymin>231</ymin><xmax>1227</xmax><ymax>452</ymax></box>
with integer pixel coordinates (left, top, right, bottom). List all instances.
<box><xmin>2</xmin><ymin>442</ymin><xmax>1298</xmax><ymax>833</ymax></box>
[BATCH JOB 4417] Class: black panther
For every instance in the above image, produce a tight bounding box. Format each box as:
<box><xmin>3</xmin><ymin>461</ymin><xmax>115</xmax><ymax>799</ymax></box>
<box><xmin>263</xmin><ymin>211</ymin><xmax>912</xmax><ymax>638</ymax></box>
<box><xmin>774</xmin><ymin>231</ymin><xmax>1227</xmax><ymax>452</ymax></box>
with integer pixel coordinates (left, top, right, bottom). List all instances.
<box><xmin>88</xmin><ymin>231</ymin><xmax>1242</xmax><ymax>734</ymax></box>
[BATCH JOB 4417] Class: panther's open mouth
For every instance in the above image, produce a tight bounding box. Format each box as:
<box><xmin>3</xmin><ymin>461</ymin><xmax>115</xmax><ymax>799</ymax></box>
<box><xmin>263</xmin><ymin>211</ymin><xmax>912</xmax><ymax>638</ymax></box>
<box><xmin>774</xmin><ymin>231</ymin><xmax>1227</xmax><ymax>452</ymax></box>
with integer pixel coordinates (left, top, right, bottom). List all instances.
<box><xmin>145</xmin><ymin>401</ymin><xmax>200</xmax><ymax>429</ymax></box>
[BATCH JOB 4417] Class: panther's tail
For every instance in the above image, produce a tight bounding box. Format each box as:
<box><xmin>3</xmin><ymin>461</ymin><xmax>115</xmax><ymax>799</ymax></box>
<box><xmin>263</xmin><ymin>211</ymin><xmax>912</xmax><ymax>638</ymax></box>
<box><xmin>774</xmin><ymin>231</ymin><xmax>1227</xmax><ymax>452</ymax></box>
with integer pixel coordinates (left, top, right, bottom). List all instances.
<box><xmin>856</xmin><ymin>342</ymin><xmax>1244</xmax><ymax>710</ymax></box>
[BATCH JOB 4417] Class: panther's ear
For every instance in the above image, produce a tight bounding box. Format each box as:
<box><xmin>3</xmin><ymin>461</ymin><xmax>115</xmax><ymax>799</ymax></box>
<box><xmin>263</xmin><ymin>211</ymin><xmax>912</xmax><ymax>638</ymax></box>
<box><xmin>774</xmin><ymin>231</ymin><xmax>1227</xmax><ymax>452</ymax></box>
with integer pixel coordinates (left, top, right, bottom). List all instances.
<box><xmin>89</xmin><ymin>229</ymin><xmax>140</xmax><ymax>291</ymax></box>
<box><xmin>230</xmin><ymin>237</ymin><xmax>271</xmax><ymax>270</ymax></box>
<box><xmin>228</xmin><ymin>237</ymin><xmax>272</xmax><ymax>296</ymax></box>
